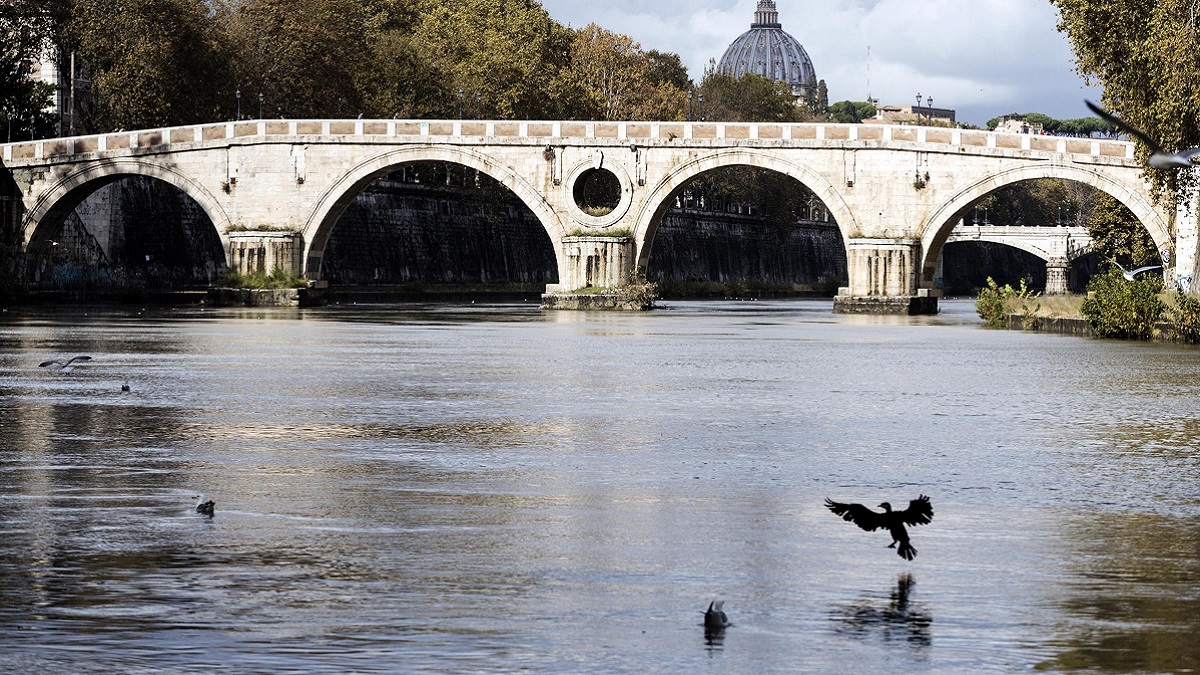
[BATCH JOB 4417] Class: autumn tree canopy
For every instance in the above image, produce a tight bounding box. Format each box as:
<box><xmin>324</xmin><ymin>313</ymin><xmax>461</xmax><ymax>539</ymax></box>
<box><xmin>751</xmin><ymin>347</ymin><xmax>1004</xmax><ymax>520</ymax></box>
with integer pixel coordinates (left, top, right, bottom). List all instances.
<box><xmin>1053</xmin><ymin>0</ymin><xmax>1200</xmax><ymax>202</ymax></box>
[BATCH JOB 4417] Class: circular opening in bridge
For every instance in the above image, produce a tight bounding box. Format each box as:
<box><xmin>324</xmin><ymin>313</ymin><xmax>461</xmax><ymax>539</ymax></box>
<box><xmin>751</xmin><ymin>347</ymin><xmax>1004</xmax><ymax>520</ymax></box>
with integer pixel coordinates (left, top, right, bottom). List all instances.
<box><xmin>572</xmin><ymin>168</ymin><xmax>622</xmax><ymax>217</ymax></box>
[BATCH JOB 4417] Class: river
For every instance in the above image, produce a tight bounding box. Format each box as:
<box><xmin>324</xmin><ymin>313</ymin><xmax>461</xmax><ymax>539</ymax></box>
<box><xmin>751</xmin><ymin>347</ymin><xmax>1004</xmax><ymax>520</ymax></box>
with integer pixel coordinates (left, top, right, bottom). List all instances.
<box><xmin>1</xmin><ymin>298</ymin><xmax>1198</xmax><ymax>673</ymax></box>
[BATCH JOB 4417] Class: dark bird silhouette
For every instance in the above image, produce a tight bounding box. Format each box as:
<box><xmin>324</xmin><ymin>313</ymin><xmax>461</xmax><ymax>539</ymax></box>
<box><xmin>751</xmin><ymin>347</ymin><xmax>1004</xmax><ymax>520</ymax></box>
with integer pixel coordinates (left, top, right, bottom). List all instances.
<box><xmin>1086</xmin><ymin>100</ymin><xmax>1200</xmax><ymax>170</ymax></box>
<box><xmin>121</xmin><ymin>382</ymin><xmax>131</xmax><ymax>392</ymax></box>
<box><xmin>1107</xmin><ymin>257</ymin><xmax>1162</xmax><ymax>281</ymax></box>
<box><xmin>825</xmin><ymin>495</ymin><xmax>933</xmax><ymax>560</ymax></box>
<box><xmin>193</xmin><ymin>495</ymin><xmax>215</xmax><ymax>517</ymax></box>
<box><xmin>38</xmin><ymin>355</ymin><xmax>92</xmax><ymax>373</ymax></box>
<box><xmin>704</xmin><ymin>600</ymin><xmax>731</xmax><ymax>635</ymax></box>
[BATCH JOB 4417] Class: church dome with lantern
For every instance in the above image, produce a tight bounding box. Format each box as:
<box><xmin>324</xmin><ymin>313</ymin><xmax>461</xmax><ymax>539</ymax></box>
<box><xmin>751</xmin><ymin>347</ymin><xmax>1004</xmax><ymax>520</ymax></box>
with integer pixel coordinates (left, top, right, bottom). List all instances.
<box><xmin>717</xmin><ymin>1</ymin><xmax>817</xmax><ymax>99</ymax></box>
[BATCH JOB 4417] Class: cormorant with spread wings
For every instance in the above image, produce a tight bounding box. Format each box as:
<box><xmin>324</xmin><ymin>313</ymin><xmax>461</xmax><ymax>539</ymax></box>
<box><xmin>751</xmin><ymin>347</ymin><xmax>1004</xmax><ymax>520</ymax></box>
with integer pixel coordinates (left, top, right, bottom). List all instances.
<box><xmin>825</xmin><ymin>495</ymin><xmax>933</xmax><ymax>560</ymax></box>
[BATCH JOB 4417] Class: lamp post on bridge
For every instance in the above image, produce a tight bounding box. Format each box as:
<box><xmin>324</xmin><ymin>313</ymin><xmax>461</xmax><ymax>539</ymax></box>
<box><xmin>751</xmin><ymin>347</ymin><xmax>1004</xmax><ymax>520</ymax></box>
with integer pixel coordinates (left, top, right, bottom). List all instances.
<box><xmin>236</xmin><ymin>89</ymin><xmax>241</xmax><ymax>120</ymax></box>
<box><xmin>258</xmin><ymin>93</ymin><xmax>263</xmax><ymax>120</ymax></box>
<box><xmin>915</xmin><ymin>92</ymin><xmax>922</xmax><ymax>124</ymax></box>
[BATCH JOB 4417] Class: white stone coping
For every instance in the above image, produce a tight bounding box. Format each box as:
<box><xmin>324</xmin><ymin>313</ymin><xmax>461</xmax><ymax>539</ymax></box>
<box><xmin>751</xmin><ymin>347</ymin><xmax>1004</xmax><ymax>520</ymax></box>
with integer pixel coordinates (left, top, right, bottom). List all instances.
<box><xmin>1</xmin><ymin>119</ymin><xmax>1138</xmax><ymax>167</ymax></box>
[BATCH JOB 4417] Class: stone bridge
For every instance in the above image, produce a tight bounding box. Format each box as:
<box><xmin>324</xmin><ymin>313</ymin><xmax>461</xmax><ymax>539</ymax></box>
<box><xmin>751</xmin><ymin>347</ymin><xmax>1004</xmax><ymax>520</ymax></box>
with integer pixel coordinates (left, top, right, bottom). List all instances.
<box><xmin>943</xmin><ymin>224</ymin><xmax>1095</xmax><ymax>294</ymax></box>
<box><xmin>0</xmin><ymin>118</ymin><xmax>1183</xmax><ymax>313</ymax></box>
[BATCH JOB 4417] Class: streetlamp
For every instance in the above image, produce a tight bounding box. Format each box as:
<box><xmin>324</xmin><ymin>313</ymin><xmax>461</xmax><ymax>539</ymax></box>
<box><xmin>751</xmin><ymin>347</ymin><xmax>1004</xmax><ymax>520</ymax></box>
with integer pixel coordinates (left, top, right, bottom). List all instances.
<box><xmin>915</xmin><ymin>92</ymin><xmax>922</xmax><ymax>124</ymax></box>
<box><xmin>458</xmin><ymin>89</ymin><xmax>464</xmax><ymax>119</ymax></box>
<box><xmin>698</xmin><ymin>93</ymin><xmax>705</xmax><ymax>121</ymax></box>
<box><xmin>475</xmin><ymin>91</ymin><xmax>481</xmax><ymax>120</ymax></box>
<box><xmin>688</xmin><ymin>91</ymin><xmax>693</xmax><ymax>121</ymax></box>
<box><xmin>236</xmin><ymin>89</ymin><xmax>241</xmax><ymax>120</ymax></box>
<box><xmin>258</xmin><ymin>93</ymin><xmax>264</xmax><ymax>120</ymax></box>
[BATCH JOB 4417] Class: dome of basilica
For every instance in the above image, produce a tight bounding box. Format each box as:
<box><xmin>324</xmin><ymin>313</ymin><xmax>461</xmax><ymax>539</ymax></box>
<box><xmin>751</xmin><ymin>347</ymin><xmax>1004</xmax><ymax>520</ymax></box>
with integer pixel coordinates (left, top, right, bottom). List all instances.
<box><xmin>717</xmin><ymin>1</ymin><xmax>817</xmax><ymax>98</ymax></box>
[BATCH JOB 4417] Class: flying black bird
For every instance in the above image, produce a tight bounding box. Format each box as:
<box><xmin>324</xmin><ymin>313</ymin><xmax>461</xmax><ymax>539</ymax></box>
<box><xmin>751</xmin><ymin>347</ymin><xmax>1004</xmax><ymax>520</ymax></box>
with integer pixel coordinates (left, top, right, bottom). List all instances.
<box><xmin>193</xmin><ymin>495</ymin><xmax>215</xmax><ymax>517</ymax></box>
<box><xmin>1107</xmin><ymin>258</ymin><xmax>1162</xmax><ymax>282</ymax></box>
<box><xmin>825</xmin><ymin>495</ymin><xmax>934</xmax><ymax>561</ymax></box>
<box><xmin>1086</xmin><ymin>100</ymin><xmax>1200</xmax><ymax>170</ymax></box>
<box><xmin>38</xmin><ymin>355</ymin><xmax>92</xmax><ymax>373</ymax></box>
<box><xmin>704</xmin><ymin>600</ymin><xmax>731</xmax><ymax>635</ymax></box>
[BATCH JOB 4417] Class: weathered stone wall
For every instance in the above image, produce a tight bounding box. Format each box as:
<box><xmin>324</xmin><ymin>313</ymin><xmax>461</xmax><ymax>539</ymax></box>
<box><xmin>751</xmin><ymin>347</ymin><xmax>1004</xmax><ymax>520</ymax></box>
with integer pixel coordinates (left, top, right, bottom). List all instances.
<box><xmin>34</xmin><ymin>177</ymin><xmax>225</xmax><ymax>290</ymax></box>
<box><xmin>321</xmin><ymin>180</ymin><xmax>559</xmax><ymax>286</ymax></box>
<box><xmin>648</xmin><ymin>209</ymin><xmax>847</xmax><ymax>290</ymax></box>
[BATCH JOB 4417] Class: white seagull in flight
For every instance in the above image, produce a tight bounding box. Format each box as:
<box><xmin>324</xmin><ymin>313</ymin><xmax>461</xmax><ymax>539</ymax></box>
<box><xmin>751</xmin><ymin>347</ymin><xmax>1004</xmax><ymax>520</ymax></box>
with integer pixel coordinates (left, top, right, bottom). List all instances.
<box><xmin>38</xmin><ymin>355</ymin><xmax>92</xmax><ymax>373</ymax></box>
<box><xmin>1087</xmin><ymin>100</ymin><xmax>1200</xmax><ymax>170</ymax></box>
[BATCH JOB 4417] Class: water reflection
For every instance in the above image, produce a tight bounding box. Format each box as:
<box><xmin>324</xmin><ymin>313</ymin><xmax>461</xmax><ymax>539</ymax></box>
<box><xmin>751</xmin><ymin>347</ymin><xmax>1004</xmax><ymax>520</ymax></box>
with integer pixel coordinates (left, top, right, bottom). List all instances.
<box><xmin>830</xmin><ymin>573</ymin><xmax>932</xmax><ymax>649</ymax></box>
<box><xmin>1039</xmin><ymin>512</ymin><xmax>1200</xmax><ymax>672</ymax></box>
<box><xmin>5</xmin><ymin>300</ymin><xmax>1200</xmax><ymax>672</ymax></box>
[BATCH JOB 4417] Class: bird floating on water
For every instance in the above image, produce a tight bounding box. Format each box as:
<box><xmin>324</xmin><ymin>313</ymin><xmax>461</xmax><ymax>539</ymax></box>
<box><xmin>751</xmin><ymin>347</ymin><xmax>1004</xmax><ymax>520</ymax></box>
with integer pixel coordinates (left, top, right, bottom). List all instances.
<box><xmin>193</xmin><ymin>495</ymin><xmax>215</xmax><ymax>517</ymax></box>
<box><xmin>1086</xmin><ymin>100</ymin><xmax>1200</xmax><ymax>170</ymax></box>
<box><xmin>825</xmin><ymin>495</ymin><xmax>933</xmax><ymax>561</ymax></box>
<box><xmin>1107</xmin><ymin>258</ymin><xmax>1163</xmax><ymax>282</ymax></box>
<box><xmin>704</xmin><ymin>600</ymin><xmax>731</xmax><ymax>635</ymax></box>
<box><xmin>38</xmin><ymin>355</ymin><xmax>92</xmax><ymax>373</ymax></box>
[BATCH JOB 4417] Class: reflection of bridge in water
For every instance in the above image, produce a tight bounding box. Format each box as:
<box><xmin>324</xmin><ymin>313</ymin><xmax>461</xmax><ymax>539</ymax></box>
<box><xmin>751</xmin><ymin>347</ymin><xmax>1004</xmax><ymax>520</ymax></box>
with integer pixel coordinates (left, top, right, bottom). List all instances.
<box><xmin>1</xmin><ymin>118</ymin><xmax>1183</xmax><ymax>313</ymax></box>
<box><xmin>944</xmin><ymin>224</ymin><xmax>1096</xmax><ymax>293</ymax></box>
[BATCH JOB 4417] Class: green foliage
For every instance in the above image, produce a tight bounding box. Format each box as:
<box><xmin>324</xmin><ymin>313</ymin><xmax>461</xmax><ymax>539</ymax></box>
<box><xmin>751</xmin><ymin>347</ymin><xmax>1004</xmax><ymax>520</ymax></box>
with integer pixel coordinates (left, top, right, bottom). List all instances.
<box><xmin>0</xmin><ymin>0</ymin><xmax>63</xmax><ymax>139</ymax></box>
<box><xmin>1168</xmin><ymin>287</ymin><xmax>1200</xmax><ymax>343</ymax></box>
<box><xmin>66</xmin><ymin>0</ymin><xmax>232</xmax><ymax>130</ymax></box>
<box><xmin>565</xmin><ymin>24</ymin><xmax>688</xmax><ymax>121</ymax></box>
<box><xmin>221</xmin><ymin>267</ymin><xmax>308</xmax><ymax>289</ymax></box>
<box><xmin>829</xmin><ymin>100</ymin><xmax>877</xmax><ymax>124</ymax></box>
<box><xmin>1081</xmin><ymin>267</ymin><xmax>1165</xmax><ymax>340</ymax></box>
<box><xmin>985</xmin><ymin>111</ymin><xmax>1114</xmax><ymax>135</ymax></box>
<box><xmin>694</xmin><ymin>63</ymin><xmax>804</xmax><ymax>123</ymax></box>
<box><xmin>975</xmin><ymin>277</ymin><xmax>1040</xmax><ymax>329</ymax></box>
<box><xmin>1085</xmin><ymin>192</ymin><xmax>1161</xmax><ymax>268</ymax></box>
<box><xmin>1053</xmin><ymin>0</ymin><xmax>1200</xmax><ymax>203</ymax></box>
<box><xmin>8</xmin><ymin>0</ymin><xmax>696</xmax><ymax>132</ymax></box>
<box><xmin>613</xmin><ymin>271</ymin><xmax>658</xmax><ymax>309</ymax></box>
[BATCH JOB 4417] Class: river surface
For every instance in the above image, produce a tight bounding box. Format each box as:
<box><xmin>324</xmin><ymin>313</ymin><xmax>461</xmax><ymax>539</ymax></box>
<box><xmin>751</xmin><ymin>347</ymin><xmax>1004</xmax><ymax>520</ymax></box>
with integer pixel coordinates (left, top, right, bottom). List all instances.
<box><xmin>1</xmin><ymin>298</ymin><xmax>1199</xmax><ymax>673</ymax></box>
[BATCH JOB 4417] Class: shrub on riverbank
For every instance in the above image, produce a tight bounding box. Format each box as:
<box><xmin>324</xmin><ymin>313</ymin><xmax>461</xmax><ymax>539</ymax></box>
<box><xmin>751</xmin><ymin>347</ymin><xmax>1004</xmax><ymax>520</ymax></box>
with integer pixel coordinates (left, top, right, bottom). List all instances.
<box><xmin>1080</xmin><ymin>268</ymin><xmax>1164</xmax><ymax>340</ymax></box>
<box><xmin>976</xmin><ymin>277</ymin><xmax>1040</xmax><ymax>328</ymax></box>
<box><xmin>1168</xmin><ymin>288</ymin><xmax>1200</xmax><ymax>343</ymax></box>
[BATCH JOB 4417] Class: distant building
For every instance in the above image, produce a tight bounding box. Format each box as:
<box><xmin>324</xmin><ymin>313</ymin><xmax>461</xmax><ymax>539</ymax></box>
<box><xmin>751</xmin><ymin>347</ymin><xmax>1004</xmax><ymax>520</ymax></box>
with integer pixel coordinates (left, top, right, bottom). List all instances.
<box><xmin>865</xmin><ymin>103</ymin><xmax>956</xmax><ymax>126</ymax></box>
<box><xmin>717</xmin><ymin>0</ymin><xmax>818</xmax><ymax>101</ymax></box>
<box><xmin>27</xmin><ymin>45</ymin><xmax>90</xmax><ymax>136</ymax></box>
<box><xmin>994</xmin><ymin>114</ymin><xmax>1043</xmax><ymax>134</ymax></box>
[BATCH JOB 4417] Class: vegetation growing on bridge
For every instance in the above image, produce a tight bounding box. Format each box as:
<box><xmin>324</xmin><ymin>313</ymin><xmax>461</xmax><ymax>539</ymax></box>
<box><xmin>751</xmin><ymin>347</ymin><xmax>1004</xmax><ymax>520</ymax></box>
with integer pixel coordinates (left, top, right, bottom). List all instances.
<box><xmin>220</xmin><ymin>266</ymin><xmax>307</xmax><ymax>290</ymax></box>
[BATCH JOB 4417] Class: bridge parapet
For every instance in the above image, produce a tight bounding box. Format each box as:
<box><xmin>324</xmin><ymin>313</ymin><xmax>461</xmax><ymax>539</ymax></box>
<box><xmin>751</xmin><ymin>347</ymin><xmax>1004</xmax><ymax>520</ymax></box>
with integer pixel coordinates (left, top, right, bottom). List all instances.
<box><xmin>2</xmin><ymin>119</ymin><xmax>1138</xmax><ymax>167</ymax></box>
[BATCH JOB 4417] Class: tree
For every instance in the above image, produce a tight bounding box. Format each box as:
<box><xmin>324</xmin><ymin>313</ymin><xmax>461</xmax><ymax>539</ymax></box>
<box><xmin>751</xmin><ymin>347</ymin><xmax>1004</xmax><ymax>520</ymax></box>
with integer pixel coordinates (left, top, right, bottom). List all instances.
<box><xmin>565</xmin><ymin>25</ymin><xmax>688</xmax><ymax>121</ymax></box>
<box><xmin>64</xmin><ymin>0</ymin><xmax>232</xmax><ymax>131</ymax></box>
<box><xmin>1053</xmin><ymin>0</ymin><xmax>1200</xmax><ymax>203</ymax></box>
<box><xmin>411</xmin><ymin>0</ymin><xmax>576</xmax><ymax>120</ymax></box>
<box><xmin>695</xmin><ymin>63</ymin><xmax>803</xmax><ymax>123</ymax></box>
<box><xmin>1086</xmin><ymin>192</ymin><xmax>1161</xmax><ymax>269</ymax></box>
<box><xmin>829</xmin><ymin>100</ymin><xmax>876</xmax><ymax>124</ymax></box>
<box><xmin>0</xmin><ymin>0</ymin><xmax>65</xmax><ymax>139</ymax></box>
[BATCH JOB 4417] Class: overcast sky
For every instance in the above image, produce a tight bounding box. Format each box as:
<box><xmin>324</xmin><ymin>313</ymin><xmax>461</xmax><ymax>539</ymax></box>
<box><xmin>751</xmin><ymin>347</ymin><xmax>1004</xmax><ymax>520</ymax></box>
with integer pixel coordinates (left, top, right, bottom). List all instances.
<box><xmin>542</xmin><ymin>0</ymin><xmax>1100</xmax><ymax>126</ymax></box>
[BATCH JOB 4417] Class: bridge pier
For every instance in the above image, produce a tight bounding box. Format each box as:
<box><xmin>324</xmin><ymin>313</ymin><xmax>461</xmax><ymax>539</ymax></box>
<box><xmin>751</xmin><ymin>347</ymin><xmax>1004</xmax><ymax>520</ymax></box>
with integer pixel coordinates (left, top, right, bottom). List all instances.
<box><xmin>227</xmin><ymin>231</ymin><xmax>305</xmax><ymax>278</ymax></box>
<box><xmin>542</xmin><ymin>235</ymin><xmax>651</xmax><ymax>309</ymax></box>
<box><xmin>1045</xmin><ymin>257</ymin><xmax>1070</xmax><ymax>295</ymax></box>
<box><xmin>834</xmin><ymin>238</ymin><xmax>939</xmax><ymax>315</ymax></box>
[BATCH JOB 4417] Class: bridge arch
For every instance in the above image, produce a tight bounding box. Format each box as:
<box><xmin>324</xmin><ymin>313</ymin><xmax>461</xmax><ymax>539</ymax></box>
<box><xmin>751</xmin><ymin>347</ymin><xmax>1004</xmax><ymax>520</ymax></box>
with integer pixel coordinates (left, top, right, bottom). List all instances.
<box><xmin>22</xmin><ymin>158</ymin><xmax>231</xmax><ymax>251</ymax></box>
<box><xmin>303</xmin><ymin>145</ymin><xmax>565</xmax><ymax>279</ymax></box>
<box><xmin>920</xmin><ymin>163</ymin><xmax>1168</xmax><ymax>284</ymax></box>
<box><xmin>631</xmin><ymin>148</ymin><xmax>858</xmax><ymax>270</ymax></box>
